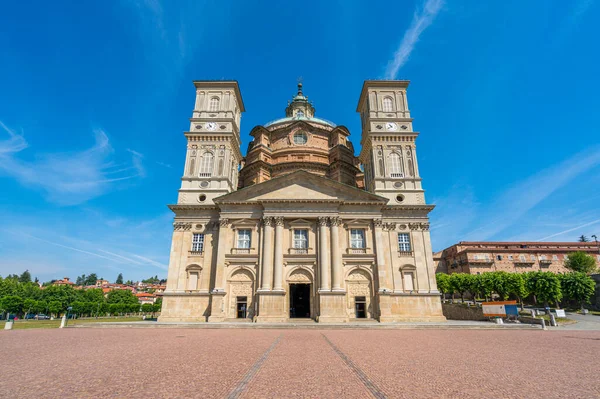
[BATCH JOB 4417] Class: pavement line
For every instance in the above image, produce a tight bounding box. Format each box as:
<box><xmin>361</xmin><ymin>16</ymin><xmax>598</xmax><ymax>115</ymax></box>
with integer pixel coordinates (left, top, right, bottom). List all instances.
<box><xmin>321</xmin><ymin>333</ymin><xmax>387</xmax><ymax>399</ymax></box>
<box><xmin>226</xmin><ymin>334</ymin><xmax>282</xmax><ymax>399</ymax></box>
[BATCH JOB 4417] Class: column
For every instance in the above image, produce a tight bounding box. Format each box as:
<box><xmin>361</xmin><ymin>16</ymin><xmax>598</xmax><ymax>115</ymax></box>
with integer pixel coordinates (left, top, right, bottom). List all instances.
<box><xmin>318</xmin><ymin>216</ymin><xmax>331</xmax><ymax>291</ymax></box>
<box><xmin>330</xmin><ymin>217</ymin><xmax>343</xmax><ymax>291</ymax></box>
<box><xmin>260</xmin><ymin>217</ymin><xmax>274</xmax><ymax>290</ymax></box>
<box><xmin>273</xmin><ymin>217</ymin><xmax>284</xmax><ymax>291</ymax></box>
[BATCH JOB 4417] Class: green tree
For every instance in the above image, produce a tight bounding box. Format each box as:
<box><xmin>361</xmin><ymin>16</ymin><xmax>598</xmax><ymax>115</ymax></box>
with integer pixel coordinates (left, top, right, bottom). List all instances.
<box><xmin>115</xmin><ymin>273</ymin><xmax>124</xmax><ymax>285</ymax></box>
<box><xmin>106</xmin><ymin>289</ymin><xmax>138</xmax><ymax>304</ymax></box>
<box><xmin>435</xmin><ymin>273</ymin><xmax>451</xmax><ymax>301</ymax></box>
<box><xmin>152</xmin><ymin>298</ymin><xmax>162</xmax><ymax>315</ymax></box>
<box><xmin>564</xmin><ymin>251</ymin><xmax>598</xmax><ymax>274</ymax></box>
<box><xmin>75</xmin><ymin>274</ymin><xmax>87</xmax><ymax>285</ymax></box>
<box><xmin>525</xmin><ymin>271</ymin><xmax>562</xmax><ymax>307</ymax></box>
<box><xmin>449</xmin><ymin>273</ymin><xmax>473</xmax><ymax>303</ymax></box>
<box><xmin>559</xmin><ymin>272</ymin><xmax>596</xmax><ymax>310</ymax></box>
<box><xmin>23</xmin><ymin>298</ymin><xmax>37</xmax><ymax>317</ymax></box>
<box><xmin>19</xmin><ymin>270</ymin><xmax>32</xmax><ymax>283</ymax></box>
<box><xmin>141</xmin><ymin>303</ymin><xmax>154</xmax><ymax>314</ymax></box>
<box><xmin>85</xmin><ymin>273</ymin><xmax>98</xmax><ymax>286</ymax></box>
<box><xmin>489</xmin><ymin>271</ymin><xmax>512</xmax><ymax>300</ymax></box>
<box><xmin>1</xmin><ymin>295</ymin><xmax>24</xmax><ymax>315</ymax></box>
<box><xmin>83</xmin><ymin>288</ymin><xmax>105</xmax><ymax>303</ymax></box>
<box><xmin>47</xmin><ymin>301</ymin><xmax>63</xmax><ymax>317</ymax></box>
<box><xmin>41</xmin><ymin>285</ymin><xmax>79</xmax><ymax>310</ymax></box>
<box><xmin>505</xmin><ymin>273</ymin><xmax>528</xmax><ymax>309</ymax></box>
<box><xmin>578</xmin><ymin>235</ymin><xmax>589</xmax><ymax>242</ymax></box>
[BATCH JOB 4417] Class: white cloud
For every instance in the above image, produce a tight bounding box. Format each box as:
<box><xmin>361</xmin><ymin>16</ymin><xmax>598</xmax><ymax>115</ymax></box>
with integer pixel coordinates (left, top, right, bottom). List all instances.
<box><xmin>536</xmin><ymin>218</ymin><xmax>600</xmax><ymax>242</ymax></box>
<box><xmin>463</xmin><ymin>146</ymin><xmax>600</xmax><ymax>241</ymax></box>
<box><xmin>430</xmin><ymin>146</ymin><xmax>600</xmax><ymax>249</ymax></box>
<box><xmin>385</xmin><ymin>0</ymin><xmax>445</xmax><ymax>79</ymax></box>
<box><xmin>0</xmin><ymin>209</ymin><xmax>172</xmax><ymax>281</ymax></box>
<box><xmin>0</xmin><ymin>121</ymin><xmax>144</xmax><ymax>205</ymax></box>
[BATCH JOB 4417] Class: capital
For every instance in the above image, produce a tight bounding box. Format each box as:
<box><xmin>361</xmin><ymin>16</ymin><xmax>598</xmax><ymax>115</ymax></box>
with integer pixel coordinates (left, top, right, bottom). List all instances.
<box><xmin>275</xmin><ymin>216</ymin><xmax>285</xmax><ymax>226</ymax></box>
<box><xmin>173</xmin><ymin>222</ymin><xmax>192</xmax><ymax>231</ymax></box>
<box><xmin>318</xmin><ymin>216</ymin><xmax>329</xmax><ymax>226</ymax></box>
<box><xmin>329</xmin><ymin>216</ymin><xmax>342</xmax><ymax>226</ymax></box>
<box><xmin>420</xmin><ymin>223</ymin><xmax>430</xmax><ymax>231</ymax></box>
<box><xmin>408</xmin><ymin>223</ymin><xmax>420</xmax><ymax>231</ymax></box>
<box><xmin>263</xmin><ymin>216</ymin><xmax>274</xmax><ymax>227</ymax></box>
<box><xmin>373</xmin><ymin>219</ymin><xmax>384</xmax><ymax>228</ymax></box>
<box><xmin>219</xmin><ymin>218</ymin><xmax>230</xmax><ymax>227</ymax></box>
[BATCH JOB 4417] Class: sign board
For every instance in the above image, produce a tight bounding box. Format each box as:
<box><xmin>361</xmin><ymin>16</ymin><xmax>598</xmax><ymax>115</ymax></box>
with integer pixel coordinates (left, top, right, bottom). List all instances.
<box><xmin>555</xmin><ymin>309</ymin><xmax>566</xmax><ymax>318</ymax></box>
<box><xmin>482</xmin><ymin>301</ymin><xmax>518</xmax><ymax>317</ymax></box>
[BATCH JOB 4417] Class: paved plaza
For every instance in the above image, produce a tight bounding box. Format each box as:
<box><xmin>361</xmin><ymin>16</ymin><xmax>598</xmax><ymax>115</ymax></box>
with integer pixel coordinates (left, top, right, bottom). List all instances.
<box><xmin>2</xmin><ymin>328</ymin><xmax>599</xmax><ymax>398</ymax></box>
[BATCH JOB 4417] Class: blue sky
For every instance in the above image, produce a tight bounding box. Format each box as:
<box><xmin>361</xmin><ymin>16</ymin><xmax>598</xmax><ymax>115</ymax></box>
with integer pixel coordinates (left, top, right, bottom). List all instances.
<box><xmin>1</xmin><ymin>0</ymin><xmax>599</xmax><ymax>282</ymax></box>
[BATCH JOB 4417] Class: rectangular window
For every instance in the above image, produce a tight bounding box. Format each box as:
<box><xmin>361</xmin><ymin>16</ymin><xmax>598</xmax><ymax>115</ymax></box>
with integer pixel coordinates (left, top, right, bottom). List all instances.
<box><xmin>237</xmin><ymin>229</ymin><xmax>251</xmax><ymax>248</ymax></box>
<box><xmin>350</xmin><ymin>229</ymin><xmax>365</xmax><ymax>248</ymax></box>
<box><xmin>540</xmin><ymin>255</ymin><xmax>546</xmax><ymax>260</ymax></box>
<box><xmin>484</xmin><ymin>254</ymin><xmax>491</xmax><ymax>261</ymax></box>
<box><xmin>497</xmin><ymin>255</ymin><xmax>502</xmax><ymax>261</ymax></box>
<box><xmin>293</xmin><ymin>229</ymin><xmax>308</xmax><ymax>249</ymax></box>
<box><xmin>398</xmin><ymin>233</ymin><xmax>411</xmax><ymax>252</ymax></box>
<box><xmin>531</xmin><ymin>255</ymin><xmax>536</xmax><ymax>261</ymax></box>
<box><xmin>473</xmin><ymin>254</ymin><xmax>479</xmax><ymax>260</ymax></box>
<box><xmin>508</xmin><ymin>255</ymin><xmax>514</xmax><ymax>260</ymax></box>
<box><xmin>191</xmin><ymin>233</ymin><xmax>204</xmax><ymax>252</ymax></box>
<box><xmin>552</xmin><ymin>255</ymin><xmax>558</xmax><ymax>261</ymax></box>
<box><xmin>519</xmin><ymin>255</ymin><xmax>526</xmax><ymax>261</ymax></box>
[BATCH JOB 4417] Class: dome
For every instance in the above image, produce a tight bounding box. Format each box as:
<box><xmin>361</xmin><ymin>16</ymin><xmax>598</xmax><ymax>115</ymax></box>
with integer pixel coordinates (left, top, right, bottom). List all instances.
<box><xmin>264</xmin><ymin>115</ymin><xmax>336</xmax><ymax>128</ymax></box>
<box><xmin>264</xmin><ymin>83</ymin><xmax>336</xmax><ymax>128</ymax></box>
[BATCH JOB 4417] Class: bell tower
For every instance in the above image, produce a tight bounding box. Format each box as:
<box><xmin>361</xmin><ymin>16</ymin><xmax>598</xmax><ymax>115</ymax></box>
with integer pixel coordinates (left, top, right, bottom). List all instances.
<box><xmin>177</xmin><ymin>81</ymin><xmax>245</xmax><ymax>205</ymax></box>
<box><xmin>357</xmin><ymin>80</ymin><xmax>426</xmax><ymax>206</ymax></box>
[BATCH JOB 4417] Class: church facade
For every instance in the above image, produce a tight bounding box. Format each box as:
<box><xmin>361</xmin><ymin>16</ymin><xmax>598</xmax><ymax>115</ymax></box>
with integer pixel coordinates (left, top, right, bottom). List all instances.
<box><xmin>158</xmin><ymin>80</ymin><xmax>445</xmax><ymax>323</ymax></box>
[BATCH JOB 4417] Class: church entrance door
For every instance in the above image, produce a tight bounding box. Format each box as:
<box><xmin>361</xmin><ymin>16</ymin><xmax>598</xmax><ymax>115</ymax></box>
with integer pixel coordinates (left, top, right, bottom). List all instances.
<box><xmin>289</xmin><ymin>283</ymin><xmax>311</xmax><ymax>318</ymax></box>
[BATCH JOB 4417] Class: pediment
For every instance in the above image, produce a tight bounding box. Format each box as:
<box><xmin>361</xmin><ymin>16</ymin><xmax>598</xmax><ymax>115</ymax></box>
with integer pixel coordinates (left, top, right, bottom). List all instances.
<box><xmin>214</xmin><ymin>170</ymin><xmax>388</xmax><ymax>204</ymax></box>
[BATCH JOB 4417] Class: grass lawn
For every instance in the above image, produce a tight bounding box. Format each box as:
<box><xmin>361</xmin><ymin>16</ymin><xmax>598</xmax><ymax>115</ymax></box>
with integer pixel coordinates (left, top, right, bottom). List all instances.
<box><xmin>1</xmin><ymin>316</ymin><xmax>146</xmax><ymax>330</ymax></box>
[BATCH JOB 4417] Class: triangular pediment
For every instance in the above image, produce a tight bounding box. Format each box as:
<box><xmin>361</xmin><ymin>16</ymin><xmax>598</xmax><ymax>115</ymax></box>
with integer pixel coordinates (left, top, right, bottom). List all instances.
<box><xmin>214</xmin><ymin>170</ymin><xmax>388</xmax><ymax>204</ymax></box>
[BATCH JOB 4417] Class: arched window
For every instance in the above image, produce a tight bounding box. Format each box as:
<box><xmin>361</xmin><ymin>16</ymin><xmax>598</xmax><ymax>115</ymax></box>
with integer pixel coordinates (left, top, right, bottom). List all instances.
<box><xmin>209</xmin><ymin>97</ymin><xmax>220</xmax><ymax>112</ymax></box>
<box><xmin>383</xmin><ymin>97</ymin><xmax>394</xmax><ymax>112</ymax></box>
<box><xmin>199</xmin><ymin>152</ymin><xmax>214</xmax><ymax>177</ymax></box>
<box><xmin>389</xmin><ymin>152</ymin><xmax>403</xmax><ymax>178</ymax></box>
<box><xmin>188</xmin><ymin>158</ymin><xmax>195</xmax><ymax>176</ymax></box>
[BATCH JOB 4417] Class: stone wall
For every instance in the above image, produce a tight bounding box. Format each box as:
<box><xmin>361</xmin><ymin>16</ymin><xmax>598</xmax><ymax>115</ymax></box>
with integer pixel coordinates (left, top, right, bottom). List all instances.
<box><xmin>441</xmin><ymin>303</ymin><xmax>486</xmax><ymax>321</ymax></box>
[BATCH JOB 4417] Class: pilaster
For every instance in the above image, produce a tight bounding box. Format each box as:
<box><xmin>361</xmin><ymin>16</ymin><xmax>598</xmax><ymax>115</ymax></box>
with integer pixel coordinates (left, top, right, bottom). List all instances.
<box><xmin>318</xmin><ymin>216</ymin><xmax>331</xmax><ymax>291</ymax></box>
<box><xmin>330</xmin><ymin>217</ymin><xmax>344</xmax><ymax>291</ymax></box>
<box><xmin>272</xmin><ymin>217</ymin><xmax>284</xmax><ymax>291</ymax></box>
<box><xmin>259</xmin><ymin>217</ymin><xmax>274</xmax><ymax>290</ymax></box>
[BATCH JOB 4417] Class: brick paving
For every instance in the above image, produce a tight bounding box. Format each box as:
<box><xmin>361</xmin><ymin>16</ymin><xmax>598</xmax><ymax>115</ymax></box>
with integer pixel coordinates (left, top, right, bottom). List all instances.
<box><xmin>1</xmin><ymin>328</ymin><xmax>599</xmax><ymax>398</ymax></box>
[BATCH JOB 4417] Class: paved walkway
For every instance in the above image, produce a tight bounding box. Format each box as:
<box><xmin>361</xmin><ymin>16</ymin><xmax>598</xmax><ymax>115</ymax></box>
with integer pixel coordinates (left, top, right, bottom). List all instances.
<box><xmin>2</xmin><ymin>328</ymin><xmax>598</xmax><ymax>398</ymax></box>
<box><xmin>73</xmin><ymin>319</ymin><xmax>540</xmax><ymax>330</ymax></box>
<box><xmin>555</xmin><ymin>312</ymin><xmax>600</xmax><ymax>330</ymax></box>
